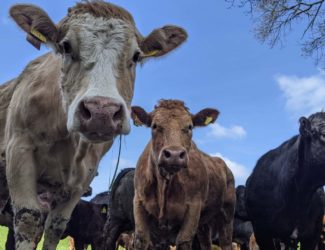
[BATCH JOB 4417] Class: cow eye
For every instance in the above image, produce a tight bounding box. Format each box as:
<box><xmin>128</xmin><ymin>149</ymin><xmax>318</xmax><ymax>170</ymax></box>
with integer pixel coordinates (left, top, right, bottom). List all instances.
<box><xmin>152</xmin><ymin>124</ymin><xmax>157</xmax><ymax>130</ymax></box>
<box><xmin>132</xmin><ymin>51</ymin><xmax>141</xmax><ymax>63</ymax></box>
<box><xmin>61</xmin><ymin>40</ymin><xmax>72</xmax><ymax>55</ymax></box>
<box><xmin>188</xmin><ymin>125</ymin><xmax>193</xmax><ymax>130</ymax></box>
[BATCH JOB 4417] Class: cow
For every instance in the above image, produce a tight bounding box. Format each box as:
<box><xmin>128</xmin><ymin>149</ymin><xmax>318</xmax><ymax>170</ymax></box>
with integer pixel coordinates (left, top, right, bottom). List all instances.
<box><xmin>131</xmin><ymin>99</ymin><xmax>236</xmax><ymax>250</ymax></box>
<box><xmin>232</xmin><ymin>186</ymin><xmax>254</xmax><ymax>250</ymax></box>
<box><xmin>103</xmin><ymin>168</ymin><xmax>135</xmax><ymax>250</ymax></box>
<box><xmin>61</xmin><ymin>199</ymin><xmax>108</xmax><ymax>250</ymax></box>
<box><xmin>0</xmin><ymin>2</ymin><xmax>187</xmax><ymax>249</ymax></box>
<box><xmin>245</xmin><ymin>112</ymin><xmax>325</xmax><ymax>250</ymax></box>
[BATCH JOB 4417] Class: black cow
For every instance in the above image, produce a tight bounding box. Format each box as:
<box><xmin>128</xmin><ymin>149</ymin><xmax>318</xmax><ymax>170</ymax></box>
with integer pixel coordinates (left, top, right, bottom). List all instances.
<box><xmin>232</xmin><ymin>186</ymin><xmax>254</xmax><ymax>250</ymax></box>
<box><xmin>246</xmin><ymin>112</ymin><xmax>325</xmax><ymax>250</ymax></box>
<box><xmin>103</xmin><ymin>168</ymin><xmax>135</xmax><ymax>250</ymax></box>
<box><xmin>61</xmin><ymin>199</ymin><xmax>108</xmax><ymax>250</ymax></box>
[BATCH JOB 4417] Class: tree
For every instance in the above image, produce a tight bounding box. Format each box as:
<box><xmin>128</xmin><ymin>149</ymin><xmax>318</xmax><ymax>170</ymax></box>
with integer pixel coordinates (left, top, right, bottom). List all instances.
<box><xmin>228</xmin><ymin>0</ymin><xmax>325</xmax><ymax>65</ymax></box>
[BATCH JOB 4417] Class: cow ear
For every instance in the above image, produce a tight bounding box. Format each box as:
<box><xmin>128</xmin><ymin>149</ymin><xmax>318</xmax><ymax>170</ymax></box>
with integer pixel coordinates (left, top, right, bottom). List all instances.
<box><xmin>131</xmin><ymin>106</ymin><xmax>152</xmax><ymax>127</ymax></box>
<box><xmin>10</xmin><ymin>4</ymin><xmax>58</xmax><ymax>50</ymax></box>
<box><xmin>140</xmin><ymin>25</ymin><xmax>187</xmax><ymax>59</ymax></box>
<box><xmin>299</xmin><ymin>116</ymin><xmax>311</xmax><ymax>137</ymax></box>
<box><xmin>192</xmin><ymin>108</ymin><xmax>219</xmax><ymax>127</ymax></box>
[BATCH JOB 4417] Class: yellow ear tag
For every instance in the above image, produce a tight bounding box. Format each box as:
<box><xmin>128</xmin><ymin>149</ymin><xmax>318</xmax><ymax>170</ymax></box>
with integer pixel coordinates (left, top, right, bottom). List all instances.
<box><xmin>101</xmin><ymin>206</ymin><xmax>107</xmax><ymax>214</ymax></box>
<box><xmin>204</xmin><ymin>116</ymin><xmax>213</xmax><ymax>125</ymax></box>
<box><xmin>143</xmin><ymin>50</ymin><xmax>159</xmax><ymax>58</ymax></box>
<box><xmin>133</xmin><ymin>116</ymin><xmax>142</xmax><ymax>127</ymax></box>
<box><xmin>30</xmin><ymin>28</ymin><xmax>47</xmax><ymax>43</ymax></box>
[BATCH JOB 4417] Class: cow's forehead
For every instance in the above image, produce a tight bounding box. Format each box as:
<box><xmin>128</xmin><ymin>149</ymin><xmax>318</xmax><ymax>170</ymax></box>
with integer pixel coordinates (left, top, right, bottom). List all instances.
<box><xmin>67</xmin><ymin>1</ymin><xmax>134</xmax><ymax>25</ymax></box>
<box><xmin>57</xmin><ymin>1</ymin><xmax>138</xmax><ymax>42</ymax></box>
<box><xmin>153</xmin><ymin>108</ymin><xmax>192</xmax><ymax>125</ymax></box>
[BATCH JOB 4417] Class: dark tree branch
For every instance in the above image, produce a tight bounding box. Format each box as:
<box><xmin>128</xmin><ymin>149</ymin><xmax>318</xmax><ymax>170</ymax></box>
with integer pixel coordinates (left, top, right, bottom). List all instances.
<box><xmin>230</xmin><ymin>0</ymin><xmax>325</xmax><ymax>65</ymax></box>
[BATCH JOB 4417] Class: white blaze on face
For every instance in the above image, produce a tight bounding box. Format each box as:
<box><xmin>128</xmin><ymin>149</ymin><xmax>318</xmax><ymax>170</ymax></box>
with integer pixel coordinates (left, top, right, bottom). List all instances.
<box><xmin>66</xmin><ymin>14</ymin><xmax>134</xmax><ymax>135</ymax></box>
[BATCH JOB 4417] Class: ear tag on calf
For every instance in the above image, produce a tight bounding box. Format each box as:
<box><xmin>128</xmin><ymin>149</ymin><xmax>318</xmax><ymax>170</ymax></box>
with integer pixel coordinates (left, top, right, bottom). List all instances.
<box><xmin>30</xmin><ymin>28</ymin><xmax>47</xmax><ymax>43</ymax></box>
<box><xmin>204</xmin><ymin>116</ymin><xmax>213</xmax><ymax>125</ymax></box>
<box><xmin>101</xmin><ymin>206</ymin><xmax>107</xmax><ymax>214</ymax></box>
<box><xmin>143</xmin><ymin>50</ymin><xmax>159</xmax><ymax>58</ymax></box>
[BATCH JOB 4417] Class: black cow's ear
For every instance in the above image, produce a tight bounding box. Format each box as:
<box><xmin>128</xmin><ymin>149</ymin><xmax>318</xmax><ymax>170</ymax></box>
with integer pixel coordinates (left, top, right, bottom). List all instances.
<box><xmin>131</xmin><ymin>106</ymin><xmax>152</xmax><ymax>127</ymax></box>
<box><xmin>192</xmin><ymin>108</ymin><xmax>219</xmax><ymax>127</ymax></box>
<box><xmin>299</xmin><ymin>116</ymin><xmax>311</xmax><ymax>137</ymax></box>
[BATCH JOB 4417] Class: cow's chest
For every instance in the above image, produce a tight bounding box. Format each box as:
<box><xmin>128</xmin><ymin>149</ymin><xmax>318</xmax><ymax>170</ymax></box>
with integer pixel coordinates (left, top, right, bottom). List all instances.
<box><xmin>143</xmin><ymin>188</ymin><xmax>187</xmax><ymax>223</ymax></box>
<box><xmin>34</xmin><ymin>137</ymin><xmax>102</xmax><ymax>203</ymax></box>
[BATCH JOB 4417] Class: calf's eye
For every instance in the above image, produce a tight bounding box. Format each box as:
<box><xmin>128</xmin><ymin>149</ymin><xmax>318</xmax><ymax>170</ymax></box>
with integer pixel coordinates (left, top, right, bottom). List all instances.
<box><xmin>132</xmin><ymin>51</ymin><xmax>141</xmax><ymax>63</ymax></box>
<box><xmin>62</xmin><ymin>41</ymin><xmax>72</xmax><ymax>55</ymax></box>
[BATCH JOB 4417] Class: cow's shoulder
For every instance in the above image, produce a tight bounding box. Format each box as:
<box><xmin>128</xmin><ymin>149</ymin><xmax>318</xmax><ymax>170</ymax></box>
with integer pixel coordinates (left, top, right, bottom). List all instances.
<box><xmin>6</xmin><ymin>53</ymin><xmax>66</xmax><ymax>141</ymax></box>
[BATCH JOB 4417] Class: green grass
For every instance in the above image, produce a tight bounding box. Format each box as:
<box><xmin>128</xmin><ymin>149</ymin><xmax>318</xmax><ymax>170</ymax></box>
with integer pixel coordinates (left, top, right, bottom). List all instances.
<box><xmin>0</xmin><ymin>226</ymin><xmax>89</xmax><ymax>250</ymax></box>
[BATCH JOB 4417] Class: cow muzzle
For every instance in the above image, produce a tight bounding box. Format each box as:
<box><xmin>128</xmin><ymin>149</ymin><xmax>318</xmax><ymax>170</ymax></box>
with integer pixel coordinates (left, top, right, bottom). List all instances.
<box><xmin>158</xmin><ymin>146</ymin><xmax>188</xmax><ymax>176</ymax></box>
<box><xmin>76</xmin><ymin>96</ymin><xmax>126</xmax><ymax>142</ymax></box>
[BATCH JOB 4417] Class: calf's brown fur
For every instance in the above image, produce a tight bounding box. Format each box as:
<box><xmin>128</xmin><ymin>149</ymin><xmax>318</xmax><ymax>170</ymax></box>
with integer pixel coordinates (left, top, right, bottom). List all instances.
<box><xmin>131</xmin><ymin>100</ymin><xmax>236</xmax><ymax>250</ymax></box>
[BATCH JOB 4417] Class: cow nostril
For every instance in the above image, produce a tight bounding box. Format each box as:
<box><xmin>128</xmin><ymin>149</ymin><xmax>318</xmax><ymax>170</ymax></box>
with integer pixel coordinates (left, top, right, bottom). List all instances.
<box><xmin>179</xmin><ymin>151</ymin><xmax>186</xmax><ymax>159</ymax></box>
<box><xmin>164</xmin><ymin>150</ymin><xmax>171</xmax><ymax>159</ymax></box>
<box><xmin>113</xmin><ymin>105</ymin><xmax>123</xmax><ymax>122</ymax></box>
<box><xmin>79</xmin><ymin>101</ymin><xmax>91</xmax><ymax>120</ymax></box>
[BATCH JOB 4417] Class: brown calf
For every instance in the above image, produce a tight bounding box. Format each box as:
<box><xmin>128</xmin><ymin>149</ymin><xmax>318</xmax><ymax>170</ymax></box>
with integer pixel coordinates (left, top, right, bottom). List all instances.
<box><xmin>131</xmin><ymin>100</ymin><xmax>236</xmax><ymax>250</ymax></box>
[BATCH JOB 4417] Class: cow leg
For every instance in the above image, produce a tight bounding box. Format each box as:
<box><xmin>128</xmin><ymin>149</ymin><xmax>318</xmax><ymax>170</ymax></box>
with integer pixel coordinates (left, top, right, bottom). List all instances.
<box><xmin>6</xmin><ymin>228</ymin><xmax>15</xmax><ymax>250</ymax></box>
<box><xmin>42</xmin><ymin>192</ymin><xmax>82</xmax><ymax>250</ymax></box>
<box><xmin>133</xmin><ymin>198</ymin><xmax>150</xmax><ymax>250</ymax></box>
<box><xmin>74</xmin><ymin>239</ymin><xmax>85</xmax><ymax>250</ymax></box>
<box><xmin>176</xmin><ymin>202</ymin><xmax>202</xmax><ymax>250</ymax></box>
<box><xmin>196</xmin><ymin>224</ymin><xmax>211</xmax><ymax>250</ymax></box>
<box><xmin>0</xmin><ymin>158</ymin><xmax>9</xmax><ymax>213</ymax></box>
<box><xmin>103</xmin><ymin>220</ymin><xmax>123</xmax><ymax>250</ymax></box>
<box><xmin>6</xmin><ymin>138</ymin><xmax>44</xmax><ymax>250</ymax></box>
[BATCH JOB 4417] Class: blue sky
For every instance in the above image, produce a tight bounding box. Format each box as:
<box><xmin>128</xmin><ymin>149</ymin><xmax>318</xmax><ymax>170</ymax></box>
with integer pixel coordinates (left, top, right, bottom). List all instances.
<box><xmin>1</xmin><ymin>0</ymin><xmax>324</xmax><ymax>198</ymax></box>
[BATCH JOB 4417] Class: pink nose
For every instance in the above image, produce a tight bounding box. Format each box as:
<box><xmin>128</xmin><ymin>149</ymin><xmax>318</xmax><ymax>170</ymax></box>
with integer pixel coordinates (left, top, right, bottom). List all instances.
<box><xmin>77</xmin><ymin>96</ymin><xmax>124</xmax><ymax>140</ymax></box>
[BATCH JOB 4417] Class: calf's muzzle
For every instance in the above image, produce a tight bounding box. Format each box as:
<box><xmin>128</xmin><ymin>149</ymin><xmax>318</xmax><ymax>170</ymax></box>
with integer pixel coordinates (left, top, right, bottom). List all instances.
<box><xmin>158</xmin><ymin>146</ymin><xmax>188</xmax><ymax>175</ymax></box>
<box><xmin>76</xmin><ymin>96</ymin><xmax>124</xmax><ymax>141</ymax></box>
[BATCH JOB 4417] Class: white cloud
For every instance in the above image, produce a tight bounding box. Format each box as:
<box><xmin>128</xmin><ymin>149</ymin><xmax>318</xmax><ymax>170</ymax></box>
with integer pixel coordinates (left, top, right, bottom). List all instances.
<box><xmin>276</xmin><ymin>70</ymin><xmax>325</xmax><ymax>116</ymax></box>
<box><xmin>211</xmin><ymin>152</ymin><xmax>249</xmax><ymax>184</ymax></box>
<box><xmin>209</xmin><ymin>123</ymin><xmax>247</xmax><ymax>139</ymax></box>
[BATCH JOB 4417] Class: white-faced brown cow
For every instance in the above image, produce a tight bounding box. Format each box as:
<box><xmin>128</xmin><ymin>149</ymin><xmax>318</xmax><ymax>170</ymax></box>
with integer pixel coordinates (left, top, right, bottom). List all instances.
<box><xmin>0</xmin><ymin>2</ymin><xmax>187</xmax><ymax>249</ymax></box>
<box><xmin>131</xmin><ymin>100</ymin><xmax>236</xmax><ymax>250</ymax></box>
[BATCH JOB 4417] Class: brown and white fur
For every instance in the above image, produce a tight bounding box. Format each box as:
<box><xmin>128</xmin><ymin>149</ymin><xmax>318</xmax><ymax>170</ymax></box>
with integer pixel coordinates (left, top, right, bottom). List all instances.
<box><xmin>0</xmin><ymin>2</ymin><xmax>187</xmax><ymax>249</ymax></box>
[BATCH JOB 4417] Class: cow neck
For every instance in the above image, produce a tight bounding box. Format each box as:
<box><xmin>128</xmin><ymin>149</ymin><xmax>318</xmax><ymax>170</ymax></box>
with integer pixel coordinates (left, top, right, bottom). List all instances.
<box><xmin>294</xmin><ymin>135</ymin><xmax>319</xmax><ymax>209</ymax></box>
<box><xmin>296</xmin><ymin>136</ymin><xmax>318</xmax><ymax>190</ymax></box>
<box><xmin>150</xmin><ymin>155</ymin><xmax>173</xmax><ymax>227</ymax></box>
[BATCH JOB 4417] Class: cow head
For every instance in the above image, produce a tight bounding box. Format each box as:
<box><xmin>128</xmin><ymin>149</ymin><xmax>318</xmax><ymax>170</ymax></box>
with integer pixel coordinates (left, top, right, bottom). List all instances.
<box><xmin>131</xmin><ymin>100</ymin><xmax>219</xmax><ymax>178</ymax></box>
<box><xmin>299</xmin><ymin>112</ymin><xmax>325</xmax><ymax>167</ymax></box>
<box><xmin>10</xmin><ymin>2</ymin><xmax>187</xmax><ymax>143</ymax></box>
